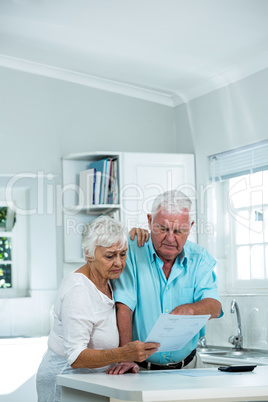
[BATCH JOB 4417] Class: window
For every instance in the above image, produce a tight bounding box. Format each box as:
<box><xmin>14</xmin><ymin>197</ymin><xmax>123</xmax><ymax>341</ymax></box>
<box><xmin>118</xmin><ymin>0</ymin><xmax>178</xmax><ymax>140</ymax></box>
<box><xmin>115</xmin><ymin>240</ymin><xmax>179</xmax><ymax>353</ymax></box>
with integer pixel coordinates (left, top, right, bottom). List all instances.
<box><xmin>209</xmin><ymin>140</ymin><xmax>268</xmax><ymax>292</ymax></box>
<box><xmin>229</xmin><ymin>171</ymin><xmax>268</xmax><ymax>285</ymax></box>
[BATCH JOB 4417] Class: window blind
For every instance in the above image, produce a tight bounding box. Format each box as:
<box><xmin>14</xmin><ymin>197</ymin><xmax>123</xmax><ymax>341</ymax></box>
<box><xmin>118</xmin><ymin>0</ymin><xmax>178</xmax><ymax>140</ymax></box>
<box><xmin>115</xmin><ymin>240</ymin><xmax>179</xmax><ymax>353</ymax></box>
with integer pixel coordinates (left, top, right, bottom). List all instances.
<box><xmin>209</xmin><ymin>140</ymin><xmax>268</xmax><ymax>181</ymax></box>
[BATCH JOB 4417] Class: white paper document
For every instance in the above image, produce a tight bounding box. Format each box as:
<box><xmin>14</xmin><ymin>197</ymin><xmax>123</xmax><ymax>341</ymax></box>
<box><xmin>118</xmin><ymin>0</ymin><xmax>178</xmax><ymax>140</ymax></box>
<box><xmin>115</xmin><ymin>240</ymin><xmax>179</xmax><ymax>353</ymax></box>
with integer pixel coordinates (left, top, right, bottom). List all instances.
<box><xmin>145</xmin><ymin>314</ymin><xmax>210</xmax><ymax>352</ymax></box>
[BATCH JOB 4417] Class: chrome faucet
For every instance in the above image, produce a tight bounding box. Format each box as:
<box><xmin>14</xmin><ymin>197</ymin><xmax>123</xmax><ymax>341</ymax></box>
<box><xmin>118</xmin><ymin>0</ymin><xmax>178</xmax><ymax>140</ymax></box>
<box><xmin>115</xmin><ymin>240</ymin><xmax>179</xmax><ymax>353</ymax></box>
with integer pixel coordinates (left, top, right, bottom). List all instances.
<box><xmin>228</xmin><ymin>299</ymin><xmax>243</xmax><ymax>349</ymax></box>
<box><xmin>199</xmin><ymin>336</ymin><xmax>207</xmax><ymax>349</ymax></box>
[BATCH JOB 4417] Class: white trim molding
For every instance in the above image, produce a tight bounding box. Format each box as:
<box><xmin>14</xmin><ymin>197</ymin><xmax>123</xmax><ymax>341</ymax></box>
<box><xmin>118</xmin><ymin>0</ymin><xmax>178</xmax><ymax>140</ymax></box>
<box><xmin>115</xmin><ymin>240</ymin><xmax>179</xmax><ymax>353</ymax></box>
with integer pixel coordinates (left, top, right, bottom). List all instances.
<box><xmin>0</xmin><ymin>54</ymin><xmax>179</xmax><ymax>107</ymax></box>
<box><xmin>1</xmin><ymin>50</ymin><xmax>268</xmax><ymax>108</ymax></box>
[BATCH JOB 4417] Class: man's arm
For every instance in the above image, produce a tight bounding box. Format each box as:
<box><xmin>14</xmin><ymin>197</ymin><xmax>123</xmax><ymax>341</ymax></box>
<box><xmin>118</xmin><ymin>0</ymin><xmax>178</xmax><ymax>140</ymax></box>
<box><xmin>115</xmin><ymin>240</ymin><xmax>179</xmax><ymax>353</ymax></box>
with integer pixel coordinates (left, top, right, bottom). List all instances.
<box><xmin>107</xmin><ymin>303</ymin><xmax>138</xmax><ymax>375</ymax></box>
<box><xmin>116</xmin><ymin>302</ymin><xmax>133</xmax><ymax>345</ymax></box>
<box><xmin>170</xmin><ymin>298</ymin><xmax>221</xmax><ymax>319</ymax></box>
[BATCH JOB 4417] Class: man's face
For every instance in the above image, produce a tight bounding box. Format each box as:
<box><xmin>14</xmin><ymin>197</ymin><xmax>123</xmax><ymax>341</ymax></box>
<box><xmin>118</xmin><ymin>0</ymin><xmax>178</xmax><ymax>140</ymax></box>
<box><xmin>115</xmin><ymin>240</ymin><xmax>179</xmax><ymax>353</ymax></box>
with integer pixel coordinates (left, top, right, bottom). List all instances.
<box><xmin>148</xmin><ymin>208</ymin><xmax>194</xmax><ymax>262</ymax></box>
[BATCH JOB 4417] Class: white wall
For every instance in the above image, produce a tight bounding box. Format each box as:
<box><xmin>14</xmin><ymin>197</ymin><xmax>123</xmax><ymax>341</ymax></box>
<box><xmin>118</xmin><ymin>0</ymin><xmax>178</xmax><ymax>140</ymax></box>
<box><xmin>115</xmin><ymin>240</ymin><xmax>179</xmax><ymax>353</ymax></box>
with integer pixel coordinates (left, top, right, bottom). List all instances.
<box><xmin>175</xmin><ymin>67</ymin><xmax>268</xmax><ymax>350</ymax></box>
<box><xmin>0</xmin><ymin>66</ymin><xmax>178</xmax><ymax>337</ymax></box>
<box><xmin>0</xmin><ymin>67</ymin><xmax>177</xmax><ymax>175</ymax></box>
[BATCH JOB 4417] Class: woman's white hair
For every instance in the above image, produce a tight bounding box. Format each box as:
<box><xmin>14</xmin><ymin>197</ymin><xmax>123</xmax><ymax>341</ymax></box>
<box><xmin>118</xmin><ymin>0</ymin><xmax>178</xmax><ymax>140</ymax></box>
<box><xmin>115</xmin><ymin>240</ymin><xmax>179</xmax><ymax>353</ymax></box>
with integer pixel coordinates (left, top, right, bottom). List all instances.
<box><xmin>151</xmin><ymin>190</ymin><xmax>192</xmax><ymax>220</ymax></box>
<box><xmin>82</xmin><ymin>215</ymin><xmax>128</xmax><ymax>259</ymax></box>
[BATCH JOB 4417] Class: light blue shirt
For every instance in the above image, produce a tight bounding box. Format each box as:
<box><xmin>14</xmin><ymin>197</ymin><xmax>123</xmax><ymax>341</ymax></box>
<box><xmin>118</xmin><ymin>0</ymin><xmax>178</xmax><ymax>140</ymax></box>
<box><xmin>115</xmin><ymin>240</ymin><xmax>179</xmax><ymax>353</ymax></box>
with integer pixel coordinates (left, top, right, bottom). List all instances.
<box><xmin>113</xmin><ymin>237</ymin><xmax>222</xmax><ymax>364</ymax></box>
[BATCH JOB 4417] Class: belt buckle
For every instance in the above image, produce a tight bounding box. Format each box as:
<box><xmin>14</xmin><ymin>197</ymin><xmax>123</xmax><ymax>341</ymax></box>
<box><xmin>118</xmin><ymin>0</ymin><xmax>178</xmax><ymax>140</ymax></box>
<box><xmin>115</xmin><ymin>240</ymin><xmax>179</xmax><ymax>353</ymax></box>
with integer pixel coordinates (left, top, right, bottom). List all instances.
<box><xmin>166</xmin><ymin>360</ymin><xmax>183</xmax><ymax>369</ymax></box>
<box><xmin>165</xmin><ymin>362</ymin><xmax>175</xmax><ymax>368</ymax></box>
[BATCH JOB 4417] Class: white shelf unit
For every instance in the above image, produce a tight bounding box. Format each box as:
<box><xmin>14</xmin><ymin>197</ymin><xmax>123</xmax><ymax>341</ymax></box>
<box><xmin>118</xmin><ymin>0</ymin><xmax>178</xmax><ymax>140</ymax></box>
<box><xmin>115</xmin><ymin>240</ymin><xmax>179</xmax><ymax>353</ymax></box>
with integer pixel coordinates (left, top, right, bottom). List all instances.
<box><xmin>62</xmin><ymin>152</ymin><xmax>122</xmax><ymax>263</ymax></box>
<box><xmin>0</xmin><ymin>231</ymin><xmax>12</xmax><ymax>237</ymax></box>
<box><xmin>62</xmin><ymin>151</ymin><xmax>196</xmax><ymax>263</ymax></box>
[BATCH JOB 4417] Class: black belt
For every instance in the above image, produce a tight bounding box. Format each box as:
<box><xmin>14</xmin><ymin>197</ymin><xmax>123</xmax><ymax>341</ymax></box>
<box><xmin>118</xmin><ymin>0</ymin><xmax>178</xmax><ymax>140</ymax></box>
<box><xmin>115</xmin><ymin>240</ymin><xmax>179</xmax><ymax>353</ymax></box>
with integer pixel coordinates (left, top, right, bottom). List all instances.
<box><xmin>138</xmin><ymin>349</ymin><xmax>196</xmax><ymax>370</ymax></box>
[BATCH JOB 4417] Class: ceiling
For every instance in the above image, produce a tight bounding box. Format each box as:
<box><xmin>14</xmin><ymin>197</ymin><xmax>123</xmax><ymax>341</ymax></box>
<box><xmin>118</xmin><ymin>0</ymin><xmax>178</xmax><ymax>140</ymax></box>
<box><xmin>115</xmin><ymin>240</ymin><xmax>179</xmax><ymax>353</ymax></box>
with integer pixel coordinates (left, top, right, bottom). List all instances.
<box><xmin>1</xmin><ymin>0</ymin><xmax>268</xmax><ymax>107</ymax></box>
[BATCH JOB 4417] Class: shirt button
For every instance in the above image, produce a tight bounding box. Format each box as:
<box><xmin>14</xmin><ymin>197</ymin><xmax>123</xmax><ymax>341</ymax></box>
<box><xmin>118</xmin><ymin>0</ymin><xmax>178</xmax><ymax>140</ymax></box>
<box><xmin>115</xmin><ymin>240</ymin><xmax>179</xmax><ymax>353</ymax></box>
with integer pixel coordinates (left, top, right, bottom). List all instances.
<box><xmin>166</xmin><ymin>286</ymin><xmax>168</xmax><ymax>290</ymax></box>
<box><xmin>163</xmin><ymin>355</ymin><xmax>166</xmax><ymax>358</ymax></box>
<box><xmin>165</xmin><ymin>309</ymin><xmax>169</xmax><ymax>312</ymax></box>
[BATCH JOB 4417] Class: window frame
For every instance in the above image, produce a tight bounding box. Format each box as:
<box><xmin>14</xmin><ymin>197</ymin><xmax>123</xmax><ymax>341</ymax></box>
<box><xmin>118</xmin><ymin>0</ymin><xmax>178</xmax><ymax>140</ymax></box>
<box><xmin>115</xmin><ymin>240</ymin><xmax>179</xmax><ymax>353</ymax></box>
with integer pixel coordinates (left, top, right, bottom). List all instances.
<box><xmin>0</xmin><ymin>234</ymin><xmax>13</xmax><ymax>289</ymax></box>
<box><xmin>0</xmin><ymin>184</ymin><xmax>29</xmax><ymax>298</ymax></box>
<box><xmin>0</xmin><ymin>204</ymin><xmax>14</xmax><ymax>293</ymax></box>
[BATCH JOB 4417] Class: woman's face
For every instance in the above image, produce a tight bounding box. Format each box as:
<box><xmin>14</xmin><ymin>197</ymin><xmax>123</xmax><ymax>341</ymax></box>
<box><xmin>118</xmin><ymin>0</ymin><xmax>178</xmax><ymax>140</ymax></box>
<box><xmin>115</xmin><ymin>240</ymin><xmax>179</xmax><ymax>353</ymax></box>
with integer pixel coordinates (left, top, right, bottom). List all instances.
<box><xmin>90</xmin><ymin>242</ymin><xmax>128</xmax><ymax>280</ymax></box>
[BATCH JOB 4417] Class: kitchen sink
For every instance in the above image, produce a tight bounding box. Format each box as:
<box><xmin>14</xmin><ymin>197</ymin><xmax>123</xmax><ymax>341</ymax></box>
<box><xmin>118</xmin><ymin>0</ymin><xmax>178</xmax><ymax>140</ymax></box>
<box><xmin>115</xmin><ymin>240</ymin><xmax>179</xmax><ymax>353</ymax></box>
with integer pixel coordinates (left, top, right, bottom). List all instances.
<box><xmin>197</xmin><ymin>347</ymin><xmax>268</xmax><ymax>360</ymax></box>
<box><xmin>197</xmin><ymin>347</ymin><xmax>227</xmax><ymax>354</ymax></box>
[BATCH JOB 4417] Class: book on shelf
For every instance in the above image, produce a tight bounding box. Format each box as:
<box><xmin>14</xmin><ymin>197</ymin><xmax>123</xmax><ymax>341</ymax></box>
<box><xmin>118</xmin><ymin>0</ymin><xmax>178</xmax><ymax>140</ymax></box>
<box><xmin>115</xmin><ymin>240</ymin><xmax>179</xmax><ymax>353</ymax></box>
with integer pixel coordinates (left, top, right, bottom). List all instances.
<box><xmin>108</xmin><ymin>159</ymin><xmax>113</xmax><ymax>204</ymax></box>
<box><xmin>94</xmin><ymin>171</ymin><xmax>102</xmax><ymax>205</ymax></box>
<box><xmin>79</xmin><ymin>168</ymin><xmax>95</xmax><ymax>206</ymax></box>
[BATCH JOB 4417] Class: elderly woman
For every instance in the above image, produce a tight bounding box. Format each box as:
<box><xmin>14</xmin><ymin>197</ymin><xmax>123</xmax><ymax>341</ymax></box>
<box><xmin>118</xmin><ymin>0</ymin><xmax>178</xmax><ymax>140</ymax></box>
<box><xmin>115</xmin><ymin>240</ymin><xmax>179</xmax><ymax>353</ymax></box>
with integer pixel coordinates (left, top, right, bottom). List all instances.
<box><xmin>36</xmin><ymin>216</ymin><xmax>159</xmax><ymax>402</ymax></box>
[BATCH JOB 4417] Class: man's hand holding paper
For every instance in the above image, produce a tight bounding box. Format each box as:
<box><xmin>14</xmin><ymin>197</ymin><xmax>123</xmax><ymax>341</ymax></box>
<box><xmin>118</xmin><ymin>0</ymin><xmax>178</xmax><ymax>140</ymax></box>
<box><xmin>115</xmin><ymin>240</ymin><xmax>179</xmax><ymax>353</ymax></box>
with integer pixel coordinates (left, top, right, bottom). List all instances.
<box><xmin>145</xmin><ymin>314</ymin><xmax>210</xmax><ymax>352</ymax></box>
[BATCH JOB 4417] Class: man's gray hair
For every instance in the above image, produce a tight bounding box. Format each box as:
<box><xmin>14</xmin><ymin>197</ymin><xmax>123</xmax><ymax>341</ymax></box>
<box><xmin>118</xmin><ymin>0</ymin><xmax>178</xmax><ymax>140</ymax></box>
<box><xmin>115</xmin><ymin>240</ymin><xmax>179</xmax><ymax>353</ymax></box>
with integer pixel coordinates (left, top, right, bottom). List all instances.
<box><xmin>82</xmin><ymin>215</ymin><xmax>128</xmax><ymax>259</ymax></box>
<box><xmin>151</xmin><ymin>190</ymin><xmax>192</xmax><ymax>219</ymax></box>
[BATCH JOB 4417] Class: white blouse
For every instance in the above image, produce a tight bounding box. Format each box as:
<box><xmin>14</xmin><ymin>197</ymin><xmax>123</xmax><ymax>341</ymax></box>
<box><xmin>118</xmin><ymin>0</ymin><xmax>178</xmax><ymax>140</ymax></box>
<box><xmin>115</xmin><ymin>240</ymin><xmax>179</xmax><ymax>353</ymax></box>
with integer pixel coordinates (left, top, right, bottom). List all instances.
<box><xmin>48</xmin><ymin>272</ymin><xmax>119</xmax><ymax>366</ymax></box>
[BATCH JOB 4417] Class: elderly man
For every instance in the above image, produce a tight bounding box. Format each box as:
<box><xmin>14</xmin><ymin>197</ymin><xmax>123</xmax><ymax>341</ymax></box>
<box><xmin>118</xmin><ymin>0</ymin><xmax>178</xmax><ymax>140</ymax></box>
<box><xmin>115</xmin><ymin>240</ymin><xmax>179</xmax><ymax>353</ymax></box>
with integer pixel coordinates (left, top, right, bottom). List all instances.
<box><xmin>109</xmin><ymin>190</ymin><xmax>222</xmax><ymax>374</ymax></box>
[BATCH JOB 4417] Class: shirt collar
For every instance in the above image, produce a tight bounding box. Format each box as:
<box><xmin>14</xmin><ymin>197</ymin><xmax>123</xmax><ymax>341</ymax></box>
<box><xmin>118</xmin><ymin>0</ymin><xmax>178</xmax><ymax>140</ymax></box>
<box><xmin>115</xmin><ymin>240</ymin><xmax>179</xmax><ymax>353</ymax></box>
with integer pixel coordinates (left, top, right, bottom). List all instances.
<box><xmin>147</xmin><ymin>237</ymin><xmax>156</xmax><ymax>263</ymax></box>
<box><xmin>147</xmin><ymin>237</ymin><xmax>188</xmax><ymax>267</ymax></box>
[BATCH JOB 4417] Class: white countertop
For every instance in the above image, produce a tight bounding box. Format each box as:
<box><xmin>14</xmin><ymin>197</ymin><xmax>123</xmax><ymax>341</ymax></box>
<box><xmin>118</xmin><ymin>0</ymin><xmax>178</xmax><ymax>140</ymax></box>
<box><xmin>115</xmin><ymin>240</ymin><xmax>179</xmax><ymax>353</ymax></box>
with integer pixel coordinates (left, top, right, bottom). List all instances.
<box><xmin>57</xmin><ymin>366</ymin><xmax>268</xmax><ymax>402</ymax></box>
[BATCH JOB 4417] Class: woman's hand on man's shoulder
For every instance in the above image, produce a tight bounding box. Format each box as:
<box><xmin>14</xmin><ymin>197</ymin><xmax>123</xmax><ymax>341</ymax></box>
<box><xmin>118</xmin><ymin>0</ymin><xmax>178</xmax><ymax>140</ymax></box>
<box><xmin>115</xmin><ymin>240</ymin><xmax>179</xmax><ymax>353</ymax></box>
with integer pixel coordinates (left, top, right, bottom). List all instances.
<box><xmin>129</xmin><ymin>228</ymin><xmax>149</xmax><ymax>247</ymax></box>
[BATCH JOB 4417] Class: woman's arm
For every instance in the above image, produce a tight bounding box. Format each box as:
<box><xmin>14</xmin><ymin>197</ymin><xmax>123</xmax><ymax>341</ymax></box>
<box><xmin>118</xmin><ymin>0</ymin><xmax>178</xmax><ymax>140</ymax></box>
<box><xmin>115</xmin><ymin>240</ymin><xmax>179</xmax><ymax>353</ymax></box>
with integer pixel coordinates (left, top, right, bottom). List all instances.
<box><xmin>71</xmin><ymin>340</ymin><xmax>159</xmax><ymax>369</ymax></box>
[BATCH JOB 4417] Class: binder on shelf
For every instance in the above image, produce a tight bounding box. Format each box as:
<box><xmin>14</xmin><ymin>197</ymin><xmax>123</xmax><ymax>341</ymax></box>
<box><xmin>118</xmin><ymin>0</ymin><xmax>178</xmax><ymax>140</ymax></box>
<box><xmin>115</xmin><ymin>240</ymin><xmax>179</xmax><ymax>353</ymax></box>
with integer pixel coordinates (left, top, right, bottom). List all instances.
<box><xmin>108</xmin><ymin>158</ymin><xmax>114</xmax><ymax>204</ymax></box>
<box><xmin>107</xmin><ymin>159</ymin><xmax>119</xmax><ymax>204</ymax></box>
<box><xmin>112</xmin><ymin>159</ymin><xmax>119</xmax><ymax>204</ymax></box>
<box><xmin>79</xmin><ymin>168</ymin><xmax>95</xmax><ymax>206</ymax></box>
<box><xmin>92</xmin><ymin>168</ymin><xmax>96</xmax><ymax>205</ymax></box>
<box><xmin>89</xmin><ymin>158</ymin><xmax>108</xmax><ymax>204</ymax></box>
<box><xmin>103</xmin><ymin>158</ymin><xmax>111</xmax><ymax>204</ymax></box>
